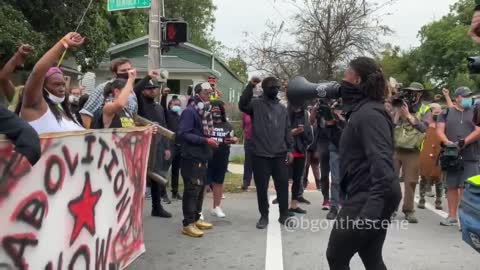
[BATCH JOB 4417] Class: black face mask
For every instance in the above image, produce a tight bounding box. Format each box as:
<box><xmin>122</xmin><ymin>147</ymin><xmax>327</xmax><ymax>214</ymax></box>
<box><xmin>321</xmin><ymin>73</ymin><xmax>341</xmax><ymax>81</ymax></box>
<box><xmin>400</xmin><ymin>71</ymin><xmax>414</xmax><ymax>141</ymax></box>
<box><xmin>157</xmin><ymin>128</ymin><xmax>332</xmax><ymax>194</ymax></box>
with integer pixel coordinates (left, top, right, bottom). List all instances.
<box><xmin>432</xmin><ymin>115</ymin><xmax>438</xmax><ymax>122</ymax></box>
<box><xmin>340</xmin><ymin>82</ymin><xmax>366</xmax><ymax>111</ymax></box>
<box><xmin>264</xmin><ymin>86</ymin><xmax>280</xmax><ymax>99</ymax></box>
<box><xmin>116</xmin><ymin>73</ymin><xmax>129</xmax><ymax>80</ymax></box>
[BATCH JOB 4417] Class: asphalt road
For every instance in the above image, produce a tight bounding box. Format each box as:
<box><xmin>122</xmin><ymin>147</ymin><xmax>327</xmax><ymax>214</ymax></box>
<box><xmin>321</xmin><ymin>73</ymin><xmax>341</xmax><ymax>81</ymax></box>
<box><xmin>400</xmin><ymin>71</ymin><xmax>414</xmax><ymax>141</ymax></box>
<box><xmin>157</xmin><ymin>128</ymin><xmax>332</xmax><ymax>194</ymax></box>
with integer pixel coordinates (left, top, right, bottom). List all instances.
<box><xmin>129</xmin><ymin>185</ymin><xmax>478</xmax><ymax>270</ymax></box>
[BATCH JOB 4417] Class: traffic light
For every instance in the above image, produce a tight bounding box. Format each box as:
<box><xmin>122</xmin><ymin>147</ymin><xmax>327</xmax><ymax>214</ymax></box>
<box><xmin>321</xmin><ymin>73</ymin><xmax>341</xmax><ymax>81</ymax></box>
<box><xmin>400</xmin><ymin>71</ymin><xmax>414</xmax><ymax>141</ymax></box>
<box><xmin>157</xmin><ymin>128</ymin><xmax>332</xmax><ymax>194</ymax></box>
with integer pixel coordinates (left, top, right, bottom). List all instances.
<box><xmin>162</xmin><ymin>21</ymin><xmax>188</xmax><ymax>46</ymax></box>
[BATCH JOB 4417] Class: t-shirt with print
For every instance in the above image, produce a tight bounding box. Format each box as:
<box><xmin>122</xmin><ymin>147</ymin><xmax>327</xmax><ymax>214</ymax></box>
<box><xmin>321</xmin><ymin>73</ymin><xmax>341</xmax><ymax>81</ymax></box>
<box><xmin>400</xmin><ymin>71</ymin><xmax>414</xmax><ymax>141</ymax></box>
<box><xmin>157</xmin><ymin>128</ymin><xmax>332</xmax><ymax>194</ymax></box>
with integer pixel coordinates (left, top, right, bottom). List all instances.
<box><xmin>438</xmin><ymin>106</ymin><xmax>479</xmax><ymax>161</ymax></box>
<box><xmin>209</xmin><ymin>121</ymin><xmax>233</xmax><ymax>170</ymax></box>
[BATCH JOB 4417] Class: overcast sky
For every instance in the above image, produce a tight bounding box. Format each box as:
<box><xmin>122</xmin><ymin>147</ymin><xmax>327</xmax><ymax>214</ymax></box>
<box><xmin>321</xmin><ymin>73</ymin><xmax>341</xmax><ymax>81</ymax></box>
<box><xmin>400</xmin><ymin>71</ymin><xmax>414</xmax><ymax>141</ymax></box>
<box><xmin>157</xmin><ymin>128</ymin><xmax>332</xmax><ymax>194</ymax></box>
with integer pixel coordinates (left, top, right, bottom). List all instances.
<box><xmin>213</xmin><ymin>0</ymin><xmax>458</xmax><ymax>51</ymax></box>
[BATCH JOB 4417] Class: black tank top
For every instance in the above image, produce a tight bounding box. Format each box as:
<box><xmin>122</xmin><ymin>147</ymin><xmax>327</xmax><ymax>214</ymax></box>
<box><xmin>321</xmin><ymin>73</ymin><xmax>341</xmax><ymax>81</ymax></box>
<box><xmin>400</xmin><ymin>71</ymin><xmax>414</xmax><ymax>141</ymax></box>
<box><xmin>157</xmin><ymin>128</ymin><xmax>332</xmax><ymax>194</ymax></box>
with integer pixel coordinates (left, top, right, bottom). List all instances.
<box><xmin>109</xmin><ymin>109</ymin><xmax>135</xmax><ymax>128</ymax></box>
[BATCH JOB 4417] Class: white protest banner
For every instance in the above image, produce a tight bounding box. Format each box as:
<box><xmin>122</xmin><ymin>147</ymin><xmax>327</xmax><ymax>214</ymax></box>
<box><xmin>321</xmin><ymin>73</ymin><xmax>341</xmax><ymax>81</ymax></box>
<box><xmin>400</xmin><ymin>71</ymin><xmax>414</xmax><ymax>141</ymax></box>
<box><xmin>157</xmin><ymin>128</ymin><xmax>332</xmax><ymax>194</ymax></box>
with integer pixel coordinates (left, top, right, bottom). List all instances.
<box><xmin>0</xmin><ymin>128</ymin><xmax>152</xmax><ymax>270</ymax></box>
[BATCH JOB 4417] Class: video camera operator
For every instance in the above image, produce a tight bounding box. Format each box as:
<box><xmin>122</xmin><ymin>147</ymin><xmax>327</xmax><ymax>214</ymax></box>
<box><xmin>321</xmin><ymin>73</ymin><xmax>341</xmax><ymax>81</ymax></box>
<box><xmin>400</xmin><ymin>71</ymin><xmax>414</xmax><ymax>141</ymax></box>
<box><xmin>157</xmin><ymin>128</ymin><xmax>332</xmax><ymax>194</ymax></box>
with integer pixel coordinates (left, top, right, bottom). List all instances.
<box><xmin>309</xmin><ymin>99</ymin><xmax>332</xmax><ymax>209</ymax></box>
<box><xmin>437</xmin><ymin>87</ymin><xmax>479</xmax><ymax>226</ymax></box>
<box><xmin>323</xmin><ymin>100</ymin><xmax>346</xmax><ymax>220</ymax></box>
<box><xmin>391</xmin><ymin>82</ymin><xmax>431</xmax><ymax>224</ymax></box>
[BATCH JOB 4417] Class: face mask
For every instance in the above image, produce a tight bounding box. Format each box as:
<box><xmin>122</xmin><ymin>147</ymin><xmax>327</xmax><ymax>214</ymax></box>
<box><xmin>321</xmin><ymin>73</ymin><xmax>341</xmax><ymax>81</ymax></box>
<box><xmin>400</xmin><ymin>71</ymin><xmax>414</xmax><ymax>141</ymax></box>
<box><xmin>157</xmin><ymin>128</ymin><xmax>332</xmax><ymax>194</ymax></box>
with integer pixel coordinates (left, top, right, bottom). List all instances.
<box><xmin>69</xmin><ymin>95</ymin><xmax>80</xmax><ymax>104</ymax></box>
<box><xmin>340</xmin><ymin>84</ymin><xmax>366</xmax><ymax>111</ymax></box>
<box><xmin>212</xmin><ymin>112</ymin><xmax>222</xmax><ymax>119</ymax></box>
<box><xmin>171</xmin><ymin>105</ymin><xmax>182</xmax><ymax>114</ymax></box>
<box><xmin>461</xmin><ymin>98</ymin><xmax>473</xmax><ymax>109</ymax></box>
<box><xmin>45</xmin><ymin>88</ymin><xmax>65</xmax><ymax>104</ymax></box>
<box><xmin>264</xmin><ymin>86</ymin><xmax>279</xmax><ymax>99</ymax></box>
<box><xmin>432</xmin><ymin>115</ymin><xmax>438</xmax><ymax>122</ymax></box>
<box><xmin>116</xmin><ymin>73</ymin><xmax>129</xmax><ymax>80</ymax></box>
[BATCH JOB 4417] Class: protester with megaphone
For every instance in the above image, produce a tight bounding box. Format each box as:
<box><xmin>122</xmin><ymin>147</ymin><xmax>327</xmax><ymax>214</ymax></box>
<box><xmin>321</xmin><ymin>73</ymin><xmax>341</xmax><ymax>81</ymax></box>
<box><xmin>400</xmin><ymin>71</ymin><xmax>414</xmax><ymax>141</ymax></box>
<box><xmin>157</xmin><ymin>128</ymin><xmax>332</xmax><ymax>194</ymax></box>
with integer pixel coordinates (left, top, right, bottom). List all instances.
<box><xmin>288</xmin><ymin>57</ymin><xmax>401</xmax><ymax>269</ymax></box>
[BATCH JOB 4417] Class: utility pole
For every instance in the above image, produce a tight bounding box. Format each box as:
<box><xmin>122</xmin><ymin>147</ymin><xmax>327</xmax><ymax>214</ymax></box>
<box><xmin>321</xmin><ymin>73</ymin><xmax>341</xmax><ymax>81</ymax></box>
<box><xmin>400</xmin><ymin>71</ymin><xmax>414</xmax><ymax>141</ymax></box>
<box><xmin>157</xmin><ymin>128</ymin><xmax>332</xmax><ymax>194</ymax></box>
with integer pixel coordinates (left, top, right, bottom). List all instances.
<box><xmin>148</xmin><ymin>0</ymin><xmax>162</xmax><ymax>71</ymax></box>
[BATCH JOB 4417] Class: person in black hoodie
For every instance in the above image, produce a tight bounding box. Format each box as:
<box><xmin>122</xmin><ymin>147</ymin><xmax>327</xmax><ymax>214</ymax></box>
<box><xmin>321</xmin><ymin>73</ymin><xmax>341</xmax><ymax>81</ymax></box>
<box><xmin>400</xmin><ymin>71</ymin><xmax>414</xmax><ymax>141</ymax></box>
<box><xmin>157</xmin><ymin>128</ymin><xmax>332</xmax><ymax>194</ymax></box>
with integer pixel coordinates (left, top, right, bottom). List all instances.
<box><xmin>322</xmin><ymin>57</ymin><xmax>401</xmax><ymax>270</ymax></box>
<box><xmin>161</xmin><ymin>90</ymin><xmax>183</xmax><ymax>200</ymax></box>
<box><xmin>134</xmin><ymin>71</ymin><xmax>172</xmax><ymax>218</ymax></box>
<box><xmin>239</xmin><ymin>76</ymin><xmax>294</xmax><ymax>229</ymax></box>
<box><xmin>288</xmin><ymin>105</ymin><xmax>314</xmax><ymax>214</ymax></box>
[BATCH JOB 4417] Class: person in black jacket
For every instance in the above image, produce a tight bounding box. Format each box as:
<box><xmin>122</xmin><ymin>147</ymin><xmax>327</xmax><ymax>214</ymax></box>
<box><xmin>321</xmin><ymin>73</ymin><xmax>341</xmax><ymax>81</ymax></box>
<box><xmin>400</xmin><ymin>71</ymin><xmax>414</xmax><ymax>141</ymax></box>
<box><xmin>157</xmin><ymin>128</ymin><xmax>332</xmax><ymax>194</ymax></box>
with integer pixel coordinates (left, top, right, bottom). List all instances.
<box><xmin>134</xmin><ymin>71</ymin><xmax>172</xmax><ymax>218</ymax></box>
<box><xmin>324</xmin><ymin>57</ymin><xmax>401</xmax><ymax>270</ymax></box>
<box><xmin>239</xmin><ymin>76</ymin><xmax>294</xmax><ymax>229</ymax></box>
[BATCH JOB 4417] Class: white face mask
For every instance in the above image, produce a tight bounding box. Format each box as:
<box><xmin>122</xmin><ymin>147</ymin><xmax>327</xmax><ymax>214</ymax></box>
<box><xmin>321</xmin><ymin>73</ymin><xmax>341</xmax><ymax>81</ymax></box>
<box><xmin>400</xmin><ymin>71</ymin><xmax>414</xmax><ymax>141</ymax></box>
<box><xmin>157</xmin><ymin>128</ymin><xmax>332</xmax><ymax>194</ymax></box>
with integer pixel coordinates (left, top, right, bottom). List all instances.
<box><xmin>45</xmin><ymin>88</ymin><xmax>65</xmax><ymax>104</ymax></box>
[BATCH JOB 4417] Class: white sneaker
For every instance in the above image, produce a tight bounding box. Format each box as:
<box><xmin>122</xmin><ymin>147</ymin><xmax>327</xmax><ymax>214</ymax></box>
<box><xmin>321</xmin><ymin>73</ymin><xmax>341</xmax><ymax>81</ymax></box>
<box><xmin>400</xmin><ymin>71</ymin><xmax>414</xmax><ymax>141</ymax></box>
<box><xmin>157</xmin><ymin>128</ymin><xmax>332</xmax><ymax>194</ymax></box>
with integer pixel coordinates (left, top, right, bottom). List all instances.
<box><xmin>211</xmin><ymin>207</ymin><xmax>226</xmax><ymax>218</ymax></box>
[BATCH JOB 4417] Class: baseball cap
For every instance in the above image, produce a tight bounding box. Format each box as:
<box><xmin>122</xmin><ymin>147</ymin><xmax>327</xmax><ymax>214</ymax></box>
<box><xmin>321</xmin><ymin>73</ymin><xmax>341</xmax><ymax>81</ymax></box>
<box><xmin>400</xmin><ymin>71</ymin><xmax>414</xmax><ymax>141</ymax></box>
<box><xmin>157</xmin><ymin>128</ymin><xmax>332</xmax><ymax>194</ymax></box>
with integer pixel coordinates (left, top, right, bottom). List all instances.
<box><xmin>404</xmin><ymin>82</ymin><xmax>425</xmax><ymax>91</ymax></box>
<box><xmin>194</xmin><ymin>82</ymin><xmax>212</xmax><ymax>94</ymax></box>
<box><xmin>453</xmin><ymin>87</ymin><xmax>473</xmax><ymax>97</ymax></box>
<box><xmin>144</xmin><ymin>80</ymin><xmax>160</xmax><ymax>89</ymax></box>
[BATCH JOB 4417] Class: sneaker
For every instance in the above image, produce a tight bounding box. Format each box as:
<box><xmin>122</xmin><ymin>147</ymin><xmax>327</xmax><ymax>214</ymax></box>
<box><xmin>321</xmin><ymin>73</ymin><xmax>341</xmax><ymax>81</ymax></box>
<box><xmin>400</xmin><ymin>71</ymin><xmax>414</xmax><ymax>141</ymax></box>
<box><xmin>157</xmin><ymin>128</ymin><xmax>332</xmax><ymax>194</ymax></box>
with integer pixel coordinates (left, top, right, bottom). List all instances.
<box><xmin>272</xmin><ymin>198</ymin><xmax>278</xmax><ymax>204</ymax></box>
<box><xmin>256</xmin><ymin>216</ymin><xmax>269</xmax><ymax>229</ymax></box>
<box><xmin>241</xmin><ymin>185</ymin><xmax>249</xmax><ymax>191</ymax></box>
<box><xmin>289</xmin><ymin>207</ymin><xmax>307</xmax><ymax>214</ymax></box>
<box><xmin>222</xmin><ymin>194</ymin><xmax>226</xmax><ymax>199</ymax></box>
<box><xmin>162</xmin><ymin>194</ymin><xmax>172</xmax><ymax>204</ymax></box>
<box><xmin>326</xmin><ymin>207</ymin><xmax>338</xmax><ymax>220</ymax></box>
<box><xmin>152</xmin><ymin>207</ymin><xmax>172</xmax><ymax>218</ymax></box>
<box><xmin>211</xmin><ymin>207</ymin><xmax>226</xmax><ymax>218</ymax></box>
<box><xmin>440</xmin><ymin>216</ymin><xmax>458</xmax><ymax>226</ymax></box>
<box><xmin>435</xmin><ymin>200</ymin><xmax>443</xmax><ymax>210</ymax></box>
<box><xmin>297</xmin><ymin>196</ymin><xmax>311</xmax><ymax>205</ymax></box>
<box><xmin>172</xmin><ymin>193</ymin><xmax>183</xmax><ymax>200</ymax></box>
<box><xmin>322</xmin><ymin>201</ymin><xmax>330</xmax><ymax>211</ymax></box>
<box><xmin>417</xmin><ymin>198</ymin><xmax>426</xmax><ymax>209</ymax></box>
<box><xmin>182</xmin><ymin>224</ymin><xmax>204</xmax><ymax>237</ymax></box>
<box><xmin>405</xmin><ymin>212</ymin><xmax>418</xmax><ymax>224</ymax></box>
<box><xmin>195</xmin><ymin>220</ymin><xmax>214</xmax><ymax>230</ymax></box>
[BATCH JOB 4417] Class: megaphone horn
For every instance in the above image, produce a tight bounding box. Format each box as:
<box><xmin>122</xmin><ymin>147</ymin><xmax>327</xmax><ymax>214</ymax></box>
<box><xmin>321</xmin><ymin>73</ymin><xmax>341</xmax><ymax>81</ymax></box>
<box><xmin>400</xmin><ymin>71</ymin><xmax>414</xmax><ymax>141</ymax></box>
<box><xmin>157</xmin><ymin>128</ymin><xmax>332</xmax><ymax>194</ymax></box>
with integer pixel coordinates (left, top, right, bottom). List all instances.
<box><xmin>287</xmin><ymin>76</ymin><xmax>341</xmax><ymax>105</ymax></box>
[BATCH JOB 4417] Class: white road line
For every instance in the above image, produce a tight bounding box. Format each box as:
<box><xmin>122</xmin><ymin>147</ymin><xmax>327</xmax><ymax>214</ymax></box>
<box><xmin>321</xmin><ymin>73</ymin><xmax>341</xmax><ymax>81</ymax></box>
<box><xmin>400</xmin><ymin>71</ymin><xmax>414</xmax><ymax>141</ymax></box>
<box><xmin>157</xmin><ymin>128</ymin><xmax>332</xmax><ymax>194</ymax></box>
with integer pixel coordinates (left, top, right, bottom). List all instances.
<box><xmin>265</xmin><ymin>195</ymin><xmax>284</xmax><ymax>270</ymax></box>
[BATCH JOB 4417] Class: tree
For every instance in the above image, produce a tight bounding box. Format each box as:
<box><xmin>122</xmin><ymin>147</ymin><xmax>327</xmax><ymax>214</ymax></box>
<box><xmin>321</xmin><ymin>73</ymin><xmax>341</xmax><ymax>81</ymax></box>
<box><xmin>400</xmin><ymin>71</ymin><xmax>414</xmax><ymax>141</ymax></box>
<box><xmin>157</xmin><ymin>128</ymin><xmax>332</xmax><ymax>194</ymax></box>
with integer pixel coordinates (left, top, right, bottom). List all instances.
<box><xmin>2</xmin><ymin>0</ymin><xmax>218</xmax><ymax>70</ymax></box>
<box><xmin>0</xmin><ymin>4</ymin><xmax>45</xmax><ymax>67</ymax></box>
<box><xmin>377</xmin><ymin>45</ymin><xmax>425</xmax><ymax>87</ymax></box>
<box><xmin>415</xmin><ymin>0</ymin><xmax>480</xmax><ymax>89</ymax></box>
<box><xmin>244</xmin><ymin>0</ymin><xmax>394</xmax><ymax>81</ymax></box>
<box><xmin>226</xmin><ymin>55</ymin><xmax>248</xmax><ymax>82</ymax></box>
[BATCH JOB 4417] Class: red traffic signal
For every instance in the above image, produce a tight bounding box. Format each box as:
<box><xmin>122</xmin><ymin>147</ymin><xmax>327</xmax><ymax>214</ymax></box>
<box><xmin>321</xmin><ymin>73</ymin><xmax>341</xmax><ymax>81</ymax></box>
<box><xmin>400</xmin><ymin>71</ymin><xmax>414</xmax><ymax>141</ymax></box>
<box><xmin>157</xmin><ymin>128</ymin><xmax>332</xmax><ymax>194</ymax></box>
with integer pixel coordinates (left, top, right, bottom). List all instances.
<box><xmin>163</xmin><ymin>21</ymin><xmax>188</xmax><ymax>45</ymax></box>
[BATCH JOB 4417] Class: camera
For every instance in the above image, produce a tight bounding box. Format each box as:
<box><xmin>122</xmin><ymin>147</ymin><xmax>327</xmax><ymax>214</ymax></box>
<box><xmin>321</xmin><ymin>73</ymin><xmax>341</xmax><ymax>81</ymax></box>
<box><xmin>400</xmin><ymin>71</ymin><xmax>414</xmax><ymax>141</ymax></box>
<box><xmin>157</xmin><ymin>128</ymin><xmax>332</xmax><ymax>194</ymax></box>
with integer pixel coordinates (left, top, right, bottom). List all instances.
<box><xmin>391</xmin><ymin>90</ymin><xmax>417</xmax><ymax>108</ymax></box>
<box><xmin>468</xmin><ymin>56</ymin><xmax>480</xmax><ymax>74</ymax></box>
<box><xmin>315</xmin><ymin>99</ymin><xmax>342</xmax><ymax>121</ymax></box>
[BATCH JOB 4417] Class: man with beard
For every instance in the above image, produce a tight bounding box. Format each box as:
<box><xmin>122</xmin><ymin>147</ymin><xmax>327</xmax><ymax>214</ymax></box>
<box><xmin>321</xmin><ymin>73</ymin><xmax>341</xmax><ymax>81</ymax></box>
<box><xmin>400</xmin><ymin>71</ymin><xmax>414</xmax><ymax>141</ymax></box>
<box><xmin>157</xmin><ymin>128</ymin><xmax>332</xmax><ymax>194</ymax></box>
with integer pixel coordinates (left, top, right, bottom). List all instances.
<box><xmin>239</xmin><ymin>76</ymin><xmax>294</xmax><ymax>229</ymax></box>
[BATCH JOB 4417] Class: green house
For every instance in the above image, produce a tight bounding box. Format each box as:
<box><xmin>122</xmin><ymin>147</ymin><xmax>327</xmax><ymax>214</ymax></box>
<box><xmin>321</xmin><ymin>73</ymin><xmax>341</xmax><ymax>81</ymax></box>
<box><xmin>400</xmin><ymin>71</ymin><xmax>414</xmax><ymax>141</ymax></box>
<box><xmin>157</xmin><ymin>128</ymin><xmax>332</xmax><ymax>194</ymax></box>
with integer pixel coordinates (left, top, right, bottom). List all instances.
<box><xmin>94</xmin><ymin>36</ymin><xmax>245</xmax><ymax>104</ymax></box>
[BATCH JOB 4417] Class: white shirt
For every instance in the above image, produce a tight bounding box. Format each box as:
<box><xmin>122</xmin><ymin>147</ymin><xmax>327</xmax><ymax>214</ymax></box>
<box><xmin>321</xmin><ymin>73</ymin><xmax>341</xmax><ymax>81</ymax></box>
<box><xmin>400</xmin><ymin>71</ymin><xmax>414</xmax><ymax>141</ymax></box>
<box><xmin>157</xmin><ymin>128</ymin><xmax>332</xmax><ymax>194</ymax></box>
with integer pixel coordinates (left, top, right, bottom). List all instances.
<box><xmin>28</xmin><ymin>108</ymin><xmax>85</xmax><ymax>134</ymax></box>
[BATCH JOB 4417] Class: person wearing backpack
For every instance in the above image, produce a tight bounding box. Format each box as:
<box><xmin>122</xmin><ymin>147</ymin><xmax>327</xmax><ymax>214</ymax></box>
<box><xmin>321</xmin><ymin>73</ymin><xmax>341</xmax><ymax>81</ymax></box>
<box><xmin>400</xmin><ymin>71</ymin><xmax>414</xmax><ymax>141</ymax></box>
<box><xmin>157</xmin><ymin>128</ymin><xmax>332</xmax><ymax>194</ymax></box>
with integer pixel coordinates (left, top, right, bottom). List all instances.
<box><xmin>437</xmin><ymin>87</ymin><xmax>480</xmax><ymax>226</ymax></box>
<box><xmin>392</xmin><ymin>82</ymin><xmax>431</xmax><ymax>224</ymax></box>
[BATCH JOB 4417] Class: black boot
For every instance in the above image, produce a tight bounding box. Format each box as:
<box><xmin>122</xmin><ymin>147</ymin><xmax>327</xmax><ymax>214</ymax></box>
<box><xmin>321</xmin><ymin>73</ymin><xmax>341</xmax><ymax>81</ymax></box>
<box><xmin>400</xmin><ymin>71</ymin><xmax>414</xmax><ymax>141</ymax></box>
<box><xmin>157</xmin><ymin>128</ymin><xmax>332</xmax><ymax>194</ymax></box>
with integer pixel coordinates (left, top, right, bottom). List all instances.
<box><xmin>326</xmin><ymin>207</ymin><xmax>338</xmax><ymax>220</ymax></box>
<box><xmin>152</xmin><ymin>205</ymin><xmax>172</xmax><ymax>218</ymax></box>
<box><xmin>256</xmin><ymin>216</ymin><xmax>269</xmax><ymax>229</ymax></box>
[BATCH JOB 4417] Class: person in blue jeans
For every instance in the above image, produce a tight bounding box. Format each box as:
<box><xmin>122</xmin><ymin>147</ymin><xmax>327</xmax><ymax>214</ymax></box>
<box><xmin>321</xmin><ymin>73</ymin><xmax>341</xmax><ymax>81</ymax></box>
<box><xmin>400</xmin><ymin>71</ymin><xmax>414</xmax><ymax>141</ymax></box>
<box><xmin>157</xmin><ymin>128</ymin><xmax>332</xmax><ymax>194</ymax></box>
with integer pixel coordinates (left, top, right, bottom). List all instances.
<box><xmin>325</xmin><ymin>101</ymin><xmax>346</xmax><ymax>220</ymax></box>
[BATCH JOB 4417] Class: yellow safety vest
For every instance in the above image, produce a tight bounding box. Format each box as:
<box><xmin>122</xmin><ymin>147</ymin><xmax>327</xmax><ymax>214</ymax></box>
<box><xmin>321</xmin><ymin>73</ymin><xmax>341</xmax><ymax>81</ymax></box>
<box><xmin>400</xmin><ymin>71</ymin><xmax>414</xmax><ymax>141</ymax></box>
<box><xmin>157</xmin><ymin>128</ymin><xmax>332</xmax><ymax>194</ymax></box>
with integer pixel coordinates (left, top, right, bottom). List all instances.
<box><xmin>416</xmin><ymin>104</ymin><xmax>431</xmax><ymax>151</ymax></box>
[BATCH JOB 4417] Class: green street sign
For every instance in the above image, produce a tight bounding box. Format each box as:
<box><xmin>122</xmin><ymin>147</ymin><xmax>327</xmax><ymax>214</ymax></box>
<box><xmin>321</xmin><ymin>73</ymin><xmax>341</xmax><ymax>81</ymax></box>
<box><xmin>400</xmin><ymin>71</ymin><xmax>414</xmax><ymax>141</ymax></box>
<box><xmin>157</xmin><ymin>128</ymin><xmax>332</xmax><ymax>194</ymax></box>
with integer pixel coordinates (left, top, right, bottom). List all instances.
<box><xmin>108</xmin><ymin>0</ymin><xmax>151</xmax><ymax>11</ymax></box>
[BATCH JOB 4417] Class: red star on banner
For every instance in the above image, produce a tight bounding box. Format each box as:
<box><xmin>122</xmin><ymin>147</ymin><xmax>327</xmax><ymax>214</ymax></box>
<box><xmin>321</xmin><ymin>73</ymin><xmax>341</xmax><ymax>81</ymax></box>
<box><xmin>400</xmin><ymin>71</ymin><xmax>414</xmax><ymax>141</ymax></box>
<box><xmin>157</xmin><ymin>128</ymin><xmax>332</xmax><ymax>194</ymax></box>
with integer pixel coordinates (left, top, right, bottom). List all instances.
<box><xmin>68</xmin><ymin>173</ymin><xmax>102</xmax><ymax>246</ymax></box>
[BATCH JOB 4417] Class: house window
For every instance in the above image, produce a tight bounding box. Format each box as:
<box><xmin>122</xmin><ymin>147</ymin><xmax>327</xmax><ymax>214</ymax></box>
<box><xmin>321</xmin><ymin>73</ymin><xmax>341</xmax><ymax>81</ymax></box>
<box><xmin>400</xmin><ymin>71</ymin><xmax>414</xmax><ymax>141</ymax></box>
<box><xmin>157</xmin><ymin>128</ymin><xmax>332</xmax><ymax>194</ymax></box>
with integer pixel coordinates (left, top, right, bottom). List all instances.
<box><xmin>166</xmin><ymin>80</ymin><xmax>181</xmax><ymax>94</ymax></box>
